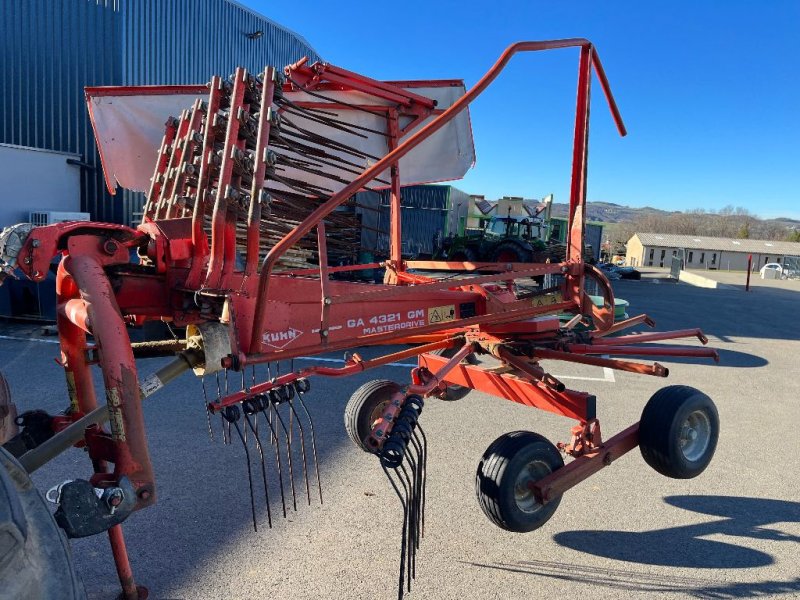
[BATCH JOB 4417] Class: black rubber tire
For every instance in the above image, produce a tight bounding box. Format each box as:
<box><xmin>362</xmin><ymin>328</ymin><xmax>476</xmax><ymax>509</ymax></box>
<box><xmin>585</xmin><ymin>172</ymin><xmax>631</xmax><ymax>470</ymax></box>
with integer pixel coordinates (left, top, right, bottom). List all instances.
<box><xmin>0</xmin><ymin>448</ymin><xmax>86</xmax><ymax>599</ymax></box>
<box><xmin>491</xmin><ymin>241</ymin><xmax>532</xmax><ymax>263</ymax></box>
<box><xmin>344</xmin><ymin>380</ymin><xmax>400</xmax><ymax>453</ymax></box>
<box><xmin>448</xmin><ymin>247</ymin><xmax>477</xmax><ymax>262</ymax></box>
<box><xmin>639</xmin><ymin>385</ymin><xmax>719</xmax><ymax>479</ymax></box>
<box><xmin>431</xmin><ymin>346</ymin><xmax>479</xmax><ymax>401</ymax></box>
<box><xmin>475</xmin><ymin>431</ymin><xmax>564</xmax><ymax>533</ymax></box>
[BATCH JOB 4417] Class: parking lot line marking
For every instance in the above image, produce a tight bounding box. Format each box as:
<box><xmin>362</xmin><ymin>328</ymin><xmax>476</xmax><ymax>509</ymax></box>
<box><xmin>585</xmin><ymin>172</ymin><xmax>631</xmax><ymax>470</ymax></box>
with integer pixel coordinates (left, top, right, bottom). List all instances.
<box><xmin>551</xmin><ymin>369</ymin><xmax>615</xmax><ymax>383</ymax></box>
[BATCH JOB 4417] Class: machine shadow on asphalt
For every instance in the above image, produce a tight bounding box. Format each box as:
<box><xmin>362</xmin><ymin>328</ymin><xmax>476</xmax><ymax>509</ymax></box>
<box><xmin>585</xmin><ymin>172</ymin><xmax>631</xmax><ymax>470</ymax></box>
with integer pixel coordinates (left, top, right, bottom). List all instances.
<box><xmin>464</xmin><ymin>495</ymin><xmax>800</xmax><ymax>597</ymax></box>
<box><xmin>551</xmin><ymin>495</ymin><xmax>799</xmax><ymax>568</ymax></box>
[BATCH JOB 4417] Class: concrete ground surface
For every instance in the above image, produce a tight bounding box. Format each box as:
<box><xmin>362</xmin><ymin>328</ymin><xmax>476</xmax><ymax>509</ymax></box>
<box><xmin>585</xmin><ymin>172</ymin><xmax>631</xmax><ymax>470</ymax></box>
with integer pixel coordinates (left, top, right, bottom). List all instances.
<box><xmin>1</xmin><ymin>276</ymin><xmax>798</xmax><ymax>600</ymax></box>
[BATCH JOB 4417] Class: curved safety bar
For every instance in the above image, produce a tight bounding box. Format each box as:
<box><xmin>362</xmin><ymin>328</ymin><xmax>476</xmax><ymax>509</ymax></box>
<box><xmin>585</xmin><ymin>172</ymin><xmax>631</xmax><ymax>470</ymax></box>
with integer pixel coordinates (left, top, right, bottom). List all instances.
<box><xmin>250</xmin><ymin>38</ymin><xmax>627</xmax><ymax>353</ymax></box>
<box><xmin>581</xmin><ymin>264</ymin><xmax>616</xmax><ymax>333</ymax></box>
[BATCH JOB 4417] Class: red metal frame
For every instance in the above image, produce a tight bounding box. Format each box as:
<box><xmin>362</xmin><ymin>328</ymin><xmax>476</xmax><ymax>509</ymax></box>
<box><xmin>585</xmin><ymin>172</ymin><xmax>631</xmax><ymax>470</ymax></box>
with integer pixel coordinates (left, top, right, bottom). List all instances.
<box><xmin>8</xmin><ymin>40</ymin><xmax>717</xmax><ymax>598</ymax></box>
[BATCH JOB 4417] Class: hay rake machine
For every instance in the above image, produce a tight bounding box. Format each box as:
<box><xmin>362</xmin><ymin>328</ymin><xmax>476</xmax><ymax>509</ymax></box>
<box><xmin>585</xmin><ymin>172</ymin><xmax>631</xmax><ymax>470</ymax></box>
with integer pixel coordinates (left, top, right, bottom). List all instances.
<box><xmin>0</xmin><ymin>39</ymin><xmax>721</xmax><ymax>599</ymax></box>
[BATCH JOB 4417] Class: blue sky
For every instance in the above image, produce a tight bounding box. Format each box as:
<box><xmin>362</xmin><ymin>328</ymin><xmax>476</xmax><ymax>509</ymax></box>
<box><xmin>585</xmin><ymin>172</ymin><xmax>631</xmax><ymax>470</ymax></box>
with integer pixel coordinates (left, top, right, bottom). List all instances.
<box><xmin>248</xmin><ymin>1</ymin><xmax>799</xmax><ymax>219</ymax></box>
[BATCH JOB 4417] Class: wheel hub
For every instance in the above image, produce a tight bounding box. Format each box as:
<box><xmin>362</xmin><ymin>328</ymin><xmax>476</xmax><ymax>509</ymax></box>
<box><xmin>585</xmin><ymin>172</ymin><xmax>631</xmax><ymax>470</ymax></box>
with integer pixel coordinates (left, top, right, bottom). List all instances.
<box><xmin>513</xmin><ymin>460</ymin><xmax>551</xmax><ymax>513</ymax></box>
<box><xmin>369</xmin><ymin>401</ymin><xmax>390</xmax><ymax>430</ymax></box>
<box><xmin>679</xmin><ymin>409</ymin><xmax>711</xmax><ymax>462</ymax></box>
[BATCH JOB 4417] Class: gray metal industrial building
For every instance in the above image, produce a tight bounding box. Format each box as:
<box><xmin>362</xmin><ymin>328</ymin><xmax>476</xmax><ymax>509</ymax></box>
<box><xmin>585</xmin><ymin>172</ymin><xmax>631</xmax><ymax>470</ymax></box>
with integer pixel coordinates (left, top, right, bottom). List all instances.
<box><xmin>356</xmin><ymin>185</ymin><xmax>472</xmax><ymax>258</ymax></box>
<box><xmin>625</xmin><ymin>232</ymin><xmax>800</xmax><ymax>271</ymax></box>
<box><xmin>0</xmin><ymin>0</ymin><xmax>319</xmax><ymax>226</ymax></box>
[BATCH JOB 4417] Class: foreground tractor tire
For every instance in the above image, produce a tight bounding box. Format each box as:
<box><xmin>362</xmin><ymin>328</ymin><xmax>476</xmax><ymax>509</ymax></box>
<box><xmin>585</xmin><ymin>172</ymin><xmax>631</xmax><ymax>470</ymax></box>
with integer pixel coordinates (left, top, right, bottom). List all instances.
<box><xmin>0</xmin><ymin>448</ymin><xmax>86</xmax><ymax>599</ymax></box>
<box><xmin>344</xmin><ymin>380</ymin><xmax>401</xmax><ymax>452</ymax></box>
<box><xmin>491</xmin><ymin>241</ymin><xmax>532</xmax><ymax>264</ymax></box>
<box><xmin>639</xmin><ymin>385</ymin><xmax>719</xmax><ymax>479</ymax></box>
<box><xmin>475</xmin><ymin>431</ymin><xmax>564</xmax><ymax>533</ymax></box>
<box><xmin>431</xmin><ymin>345</ymin><xmax>479</xmax><ymax>401</ymax></box>
<box><xmin>0</xmin><ymin>371</ymin><xmax>18</xmax><ymax>445</ymax></box>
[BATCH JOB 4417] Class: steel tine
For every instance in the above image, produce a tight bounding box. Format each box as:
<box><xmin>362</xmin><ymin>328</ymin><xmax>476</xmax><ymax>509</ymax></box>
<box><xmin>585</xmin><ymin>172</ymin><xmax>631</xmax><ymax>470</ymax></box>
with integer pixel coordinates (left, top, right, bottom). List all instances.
<box><xmin>413</xmin><ymin>428</ymin><xmax>427</xmax><ymax>537</ymax></box>
<box><xmin>200</xmin><ymin>376</ymin><xmax>215</xmax><ymax>442</ymax></box>
<box><xmin>285</xmin><ymin>392</ymin><xmax>312</xmax><ymax>505</ymax></box>
<box><xmin>243</xmin><ymin>400</ymin><xmax>248</xmax><ymax>444</ymax></box>
<box><xmin>240</xmin><ymin>372</ymin><xmax>248</xmax><ymax>446</ymax></box>
<box><xmin>398</xmin><ymin>461</ymin><xmax>415</xmax><ymax>591</ymax></box>
<box><xmin>225</xmin><ymin>407</ymin><xmax>257</xmax><ymax>532</ymax></box>
<box><xmin>288</xmin><ymin>388</ymin><xmax>294</xmax><ymax>437</ymax></box>
<box><xmin>401</xmin><ymin>450</ymin><xmax>417</xmax><ymax>584</ymax></box>
<box><xmin>381</xmin><ymin>462</ymin><xmax>408</xmax><ymax>600</ymax></box>
<box><xmin>295</xmin><ymin>388</ymin><xmax>323</xmax><ymax>504</ymax></box>
<box><xmin>270</xmin><ymin>392</ymin><xmax>298</xmax><ymax>511</ymax></box>
<box><xmin>242</xmin><ymin>404</ymin><xmax>272</xmax><ymax>528</ymax></box>
<box><xmin>215</xmin><ymin>372</ymin><xmax>228</xmax><ymax>444</ymax></box>
<box><xmin>258</xmin><ymin>399</ymin><xmax>288</xmax><ymax>518</ymax></box>
<box><xmin>250</xmin><ymin>366</ymin><xmax>259</xmax><ymax>437</ymax></box>
<box><xmin>406</xmin><ymin>436</ymin><xmax>423</xmax><ymax>552</ymax></box>
<box><xmin>266</xmin><ymin>391</ymin><xmax>279</xmax><ymax>452</ymax></box>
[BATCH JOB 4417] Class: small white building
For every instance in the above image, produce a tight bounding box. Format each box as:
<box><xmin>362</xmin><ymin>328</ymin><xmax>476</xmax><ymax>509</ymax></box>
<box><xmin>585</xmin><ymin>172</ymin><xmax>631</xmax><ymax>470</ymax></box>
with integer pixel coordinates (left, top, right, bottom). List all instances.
<box><xmin>625</xmin><ymin>232</ymin><xmax>800</xmax><ymax>271</ymax></box>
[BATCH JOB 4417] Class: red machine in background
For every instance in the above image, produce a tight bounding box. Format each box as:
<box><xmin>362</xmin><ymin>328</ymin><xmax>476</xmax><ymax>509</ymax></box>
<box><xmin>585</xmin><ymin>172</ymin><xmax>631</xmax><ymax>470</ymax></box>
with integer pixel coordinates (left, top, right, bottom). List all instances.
<box><xmin>0</xmin><ymin>39</ymin><xmax>719</xmax><ymax>600</ymax></box>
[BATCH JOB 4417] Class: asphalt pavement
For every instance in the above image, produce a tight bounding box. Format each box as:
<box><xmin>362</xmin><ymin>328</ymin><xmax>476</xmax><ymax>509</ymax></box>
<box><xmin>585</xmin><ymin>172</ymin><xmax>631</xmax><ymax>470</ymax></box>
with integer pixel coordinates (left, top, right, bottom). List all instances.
<box><xmin>1</xmin><ymin>274</ymin><xmax>798</xmax><ymax>600</ymax></box>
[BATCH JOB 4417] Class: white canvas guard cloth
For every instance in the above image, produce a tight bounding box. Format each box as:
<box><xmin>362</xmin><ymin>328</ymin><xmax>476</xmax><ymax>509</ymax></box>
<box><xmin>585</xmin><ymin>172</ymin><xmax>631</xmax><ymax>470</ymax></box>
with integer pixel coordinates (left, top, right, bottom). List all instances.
<box><xmin>86</xmin><ymin>82</ymin><xmax>475</xmax><ymax>196</ymax></box>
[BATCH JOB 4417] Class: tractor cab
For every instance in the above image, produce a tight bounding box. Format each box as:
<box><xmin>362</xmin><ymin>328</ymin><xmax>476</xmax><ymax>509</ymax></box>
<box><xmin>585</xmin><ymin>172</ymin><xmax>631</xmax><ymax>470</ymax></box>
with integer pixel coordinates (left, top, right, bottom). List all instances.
<box><xmin>484</xmin><ymin>215</ymin><xmax>545</xmax><ymax>242</ymax></box>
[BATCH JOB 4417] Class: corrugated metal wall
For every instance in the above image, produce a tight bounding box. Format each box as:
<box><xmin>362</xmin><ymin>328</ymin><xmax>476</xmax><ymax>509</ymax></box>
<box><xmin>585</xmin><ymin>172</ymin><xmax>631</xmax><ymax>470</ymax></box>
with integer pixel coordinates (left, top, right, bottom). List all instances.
<box><xmin>0</xmin><ymin>0</ymin><xmax>123</xmax><ymax>223</ymax></box>
<box><xmin>1</xmin><ymin>0</ymin><xmax>318</xmax><ymax>225</ymax></box>
<box><xmin>357</xmin><ymin>185</ymin><xmax>468</xmax><ymax>257</ymax></box>
<box><xmin>119</xmin><ymin>0</ymin><xmax>320</xmax><ymax>223</ymax></box>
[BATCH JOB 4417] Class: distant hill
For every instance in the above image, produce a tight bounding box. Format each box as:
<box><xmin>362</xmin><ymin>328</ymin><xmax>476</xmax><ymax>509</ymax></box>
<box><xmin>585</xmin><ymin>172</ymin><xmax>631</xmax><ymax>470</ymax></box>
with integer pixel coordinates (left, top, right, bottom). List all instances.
<box><xmin>549</xmin><ymin>201</ymin><xmax>675</xmax><ymax>223</ymax></box>
<box><xmin>769</xmin><ymin>216</ymin><xmax>800</xmax><ymax>228</ymax></box>
<box><xmin>550</xmin><ymin>201</ymin><xmax>800</xmax><ymax>229</ymax></box>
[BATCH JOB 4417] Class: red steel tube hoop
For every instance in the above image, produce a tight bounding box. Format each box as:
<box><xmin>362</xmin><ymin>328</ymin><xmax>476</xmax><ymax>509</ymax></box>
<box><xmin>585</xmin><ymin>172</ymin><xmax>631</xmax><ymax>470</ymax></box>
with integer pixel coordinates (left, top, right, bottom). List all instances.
<box><xmin>250</xmin><ymin>39</ymin><xmax>627</xmax><ymax>353</ymax></box>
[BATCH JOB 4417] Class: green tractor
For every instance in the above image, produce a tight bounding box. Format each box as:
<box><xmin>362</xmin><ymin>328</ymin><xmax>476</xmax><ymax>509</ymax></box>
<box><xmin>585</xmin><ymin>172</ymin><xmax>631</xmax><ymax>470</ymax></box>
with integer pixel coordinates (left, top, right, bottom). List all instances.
<box><xmin>437</xmin><ymin>215</ymin><xmax>551</xmax><ymax>263</ymax></box>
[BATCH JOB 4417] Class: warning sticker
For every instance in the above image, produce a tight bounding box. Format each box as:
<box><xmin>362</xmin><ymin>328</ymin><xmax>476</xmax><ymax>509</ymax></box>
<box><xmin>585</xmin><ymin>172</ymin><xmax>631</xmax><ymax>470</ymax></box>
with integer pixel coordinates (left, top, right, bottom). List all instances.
<box><xmin>532</xmin><ymin>291</ymin><xmax>563</xmax><ymax>307</ymax></box>
<box><xmin>428</xmin><ymin>304</ymin><xmax>456</xmax><ymax>324</ymax></box>
<box><xmin>139</xmin><ymin>373</ymin><xmax>164</xmax><ymax>398</ymax></box>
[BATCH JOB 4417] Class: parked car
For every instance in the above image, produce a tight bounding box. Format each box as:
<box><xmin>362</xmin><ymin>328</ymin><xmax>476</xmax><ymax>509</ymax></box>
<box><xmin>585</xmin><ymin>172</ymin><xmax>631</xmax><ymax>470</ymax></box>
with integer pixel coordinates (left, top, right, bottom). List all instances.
<box><xmin>598</xmin><ymin>262</ymin><xmax>641</xmax><ymax>280</ymax></box>
<box><xmin>759</xmin><ymin>263</ymin><xmax>788</xmax><ymax>279</ymax></box>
